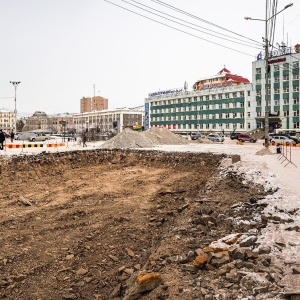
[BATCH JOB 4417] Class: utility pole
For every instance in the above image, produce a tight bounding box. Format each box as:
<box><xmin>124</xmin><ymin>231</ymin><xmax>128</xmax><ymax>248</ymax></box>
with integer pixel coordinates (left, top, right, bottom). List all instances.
<box><xmin>245</xmin><ymin>2</ymin><xmax>293</xmax><ymax>148</ymax></box>
<box><xmin>264</xmin><ymin>0</ymin><xmax>270</xmax><ymax>148</ymax></box>
<box><xmin>10</xmin><ymin>81</ymin><xmax>21</xmax><ymax>132</ymax></box>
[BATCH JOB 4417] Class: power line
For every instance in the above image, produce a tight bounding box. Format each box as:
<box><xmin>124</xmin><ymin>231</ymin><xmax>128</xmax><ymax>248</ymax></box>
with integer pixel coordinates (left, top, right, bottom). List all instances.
<box><xmin>104</xmin><ymin>0</ymin><xmax>255</xmax><ymax>57</ymax></box>
<box><xmin>127</xmin><ymin>0</ymin><xmax>262</xmax><ymax>49</ymax></box>
<box><xmin>150</xmin><ymin>0</ymin><xmax>263</xmax><ymax>46</ymax></box>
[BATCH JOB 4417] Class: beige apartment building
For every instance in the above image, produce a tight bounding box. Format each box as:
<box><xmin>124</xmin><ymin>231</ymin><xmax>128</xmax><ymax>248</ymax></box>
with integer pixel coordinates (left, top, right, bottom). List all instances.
<box><xmin>0</xmin><ymin>109</ymin><xmax>16</xmax><ymax>133</ymax></box>
<box><xmin>80</xmin><ymin>96</ymin><xmax>108</xmax><ymax>113</ymax></box>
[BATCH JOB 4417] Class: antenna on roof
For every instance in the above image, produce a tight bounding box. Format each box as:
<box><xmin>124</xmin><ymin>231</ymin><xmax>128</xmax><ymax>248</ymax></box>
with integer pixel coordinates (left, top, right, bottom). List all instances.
<box><xmin>184</xmin><ymin>81</ymin><xmax>188</xmax><ymax>92</ymax></box>
<box><xmin>282</xmin><ymin>15</ymin><xmax>284</xmax><ymax>46</ymax></box>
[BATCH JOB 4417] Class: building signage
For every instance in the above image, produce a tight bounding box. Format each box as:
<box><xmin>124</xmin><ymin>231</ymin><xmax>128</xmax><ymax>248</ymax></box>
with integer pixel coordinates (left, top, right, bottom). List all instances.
<box><xmin>256</xmin><ymin>46</ymin><xmax>293</xmax><ymax>61</ymax></box>
<box><xmin>148</xmin><ymin>88</ymin><xmax>183</xmax><ymax>97</ymax></box>
<box><xmin>270</xmin><ymin>47</ymin><xmax>292</xmax><ymax>58</ymax></box>
<box><xmin>144</xmin><ymin>102</ymin><xmax>149</xmax><ymax>130</ymax></box>
<box><xmin>198</xmin><ymin>82</ymin><xmax>233</xmax><ymax>90</ymax></box>
<box><xmin>268</xmin><ymin>57</ymin><xmax>286</xmax><ymax>64</ymax></box>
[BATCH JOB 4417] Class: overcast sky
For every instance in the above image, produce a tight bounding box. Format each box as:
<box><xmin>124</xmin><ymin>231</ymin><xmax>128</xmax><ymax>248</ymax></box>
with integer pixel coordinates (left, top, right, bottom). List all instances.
<box><xmin>0</xmin><ymin>0</ymin><xmax>299</xmax><ymax>117</ymax></box>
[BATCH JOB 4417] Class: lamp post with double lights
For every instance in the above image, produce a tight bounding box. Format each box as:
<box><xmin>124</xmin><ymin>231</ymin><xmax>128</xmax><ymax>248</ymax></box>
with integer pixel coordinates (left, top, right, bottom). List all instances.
<box><xmin>9</xmin><ymin>81</ymin><xmax>21</xmax><ymax>133</ymax></box>
<box><xmin>245</xmin><ymin>2</ymin><xmax>293</xmax><ymax>148</ymax></box>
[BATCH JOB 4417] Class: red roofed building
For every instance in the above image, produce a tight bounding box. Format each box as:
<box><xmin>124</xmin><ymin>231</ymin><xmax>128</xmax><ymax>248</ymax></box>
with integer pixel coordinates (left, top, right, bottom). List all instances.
<box><xmin>193</xmin><ymin>67</ymin><xmax>250</xmax><ymax>91</ymax></box>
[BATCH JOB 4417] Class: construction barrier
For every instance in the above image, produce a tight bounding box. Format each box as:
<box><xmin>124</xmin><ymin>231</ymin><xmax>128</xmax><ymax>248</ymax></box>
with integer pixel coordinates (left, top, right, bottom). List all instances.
<box><xmin>277</xmin><ymin>143</ymin><xmax>297</xmax><ymax>168</ymax></box>
<box><xmin>6</xmin><ymin>143</ymin><xmax>66</xmax><ymax>149</ymax></box>
<box><xmin>47</xmin><ymin>143</ymin><xmax>65</xmax><ymax>147</ymax></box>
<box><xmin>7</xmin><ymin>144</ymin><xmax>44</xmax><ymax>148</ymax></box>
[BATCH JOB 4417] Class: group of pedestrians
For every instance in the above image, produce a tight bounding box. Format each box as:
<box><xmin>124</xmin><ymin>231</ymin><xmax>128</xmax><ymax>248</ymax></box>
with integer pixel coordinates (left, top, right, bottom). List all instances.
<box><xmin>0</xmin><ymin>130</ymin><xmax>15</xmax><ymax>150</ymax></box>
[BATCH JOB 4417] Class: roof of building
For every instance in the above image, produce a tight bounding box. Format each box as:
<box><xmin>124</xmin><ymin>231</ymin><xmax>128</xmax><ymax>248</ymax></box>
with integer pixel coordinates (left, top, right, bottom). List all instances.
<box><xmin>74</xmin><ymin>107</ymin><xmax>144</xmax><ymax>117</ymax></box>
<box><xmin>0</xmin><ymin>108</ymin><xmax>13</xmax><ymax>113</ymax></box>
<box><xmin>193</xmin><ymin>68</ymin><xmax>250</xmax><ymax>87</ymax></box>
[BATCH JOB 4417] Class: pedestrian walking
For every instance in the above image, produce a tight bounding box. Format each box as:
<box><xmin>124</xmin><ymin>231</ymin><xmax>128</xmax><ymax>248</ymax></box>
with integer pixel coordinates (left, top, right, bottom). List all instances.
<box><xmin>0</xmin><ymin>129</ymin><xmax>5</xmax><ymax>150</ymax></box>
<box><xmin>82</xmin><ymin>133</ymin><xmax>87</xmax><ymax>147</ymax></box>
<box><xmin>10</xmin><ymin>130</ymin><xmax>15</xmax><ymax>143</ymax></box>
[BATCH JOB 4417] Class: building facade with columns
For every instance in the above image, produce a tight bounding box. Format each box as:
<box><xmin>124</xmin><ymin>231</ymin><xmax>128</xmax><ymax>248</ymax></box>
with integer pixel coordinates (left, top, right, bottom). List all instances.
<box><xmin>73</xmin><ymin>108</ymin><xmax>144</xmax><ymax>134</ymax></box>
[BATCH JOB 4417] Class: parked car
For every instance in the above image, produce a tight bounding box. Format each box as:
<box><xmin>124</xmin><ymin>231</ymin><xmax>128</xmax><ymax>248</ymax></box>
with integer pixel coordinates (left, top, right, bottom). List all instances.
<box><xmin>14</xmin><ymin>132</ymin><xmax>34</xmax><ymax>141</ymax></box>
<box><xmin>29</xmin><ymin>133</ymin><xmax>52</xmax><ymax>142</ymax></box>
<box><xmin>14</xmin><ymin>132</ymin><xmax>22</xmax><ymax>140</ymax></box>
<box><xmin>230</xmin><ymin>132</ymin><xmax>242</xmax><ymax>140</ymax></box>
<box><xmin>269</xmin><ymin>133</ymin><xmax>299</xmax><ymax>144</ymax></box>
<box><xmin>237</xmin><ymin>134</ymin><xmax>257</xmax><ymax>143</ymax></box>
<box><xmin>270</xmin><ymin>135</ymin><xmax>295</xmax><ymax>144</ymax></box>
<box><xmin>207</xmin><ymin>134</ymin><xmax>224</xmax><ymax>142</ymax></box>
<box><xmin>180</xmin><ymin>132</ymin><xmax>189</xmax><ymax>139</ymax></box>
<box><xmin>191</xmin><ymin>132</ymin><xmax>204</xmax><ymax>140</ymax></box>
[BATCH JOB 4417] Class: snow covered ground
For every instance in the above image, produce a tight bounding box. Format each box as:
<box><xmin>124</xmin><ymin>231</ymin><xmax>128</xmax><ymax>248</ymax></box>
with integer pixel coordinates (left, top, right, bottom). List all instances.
<box><xmin>1</xmin><ymin>137</ymin><xmax>300</xmax><ymax>275</ymax></box>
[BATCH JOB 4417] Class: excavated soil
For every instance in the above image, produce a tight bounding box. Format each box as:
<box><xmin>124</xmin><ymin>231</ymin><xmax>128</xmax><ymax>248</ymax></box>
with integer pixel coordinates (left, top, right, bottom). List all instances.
<box><xmin>0</xmin><ymin>149</ymin><xmax>270</xmax><ymax>300</ymax></box>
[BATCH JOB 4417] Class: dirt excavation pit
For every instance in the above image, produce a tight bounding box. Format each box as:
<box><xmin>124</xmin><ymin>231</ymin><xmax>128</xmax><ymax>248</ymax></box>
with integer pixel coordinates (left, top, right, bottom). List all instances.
<box><xmin>0</xmin><ymin>149</ymin><xmax>274</xmax><ymax>299</ymax></box>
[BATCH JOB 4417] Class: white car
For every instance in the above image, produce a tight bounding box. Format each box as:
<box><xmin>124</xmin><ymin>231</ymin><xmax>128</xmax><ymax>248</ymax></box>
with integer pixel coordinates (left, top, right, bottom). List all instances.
<box><xmin>29</xmin><ymin>133</ymin><xmax>52</xmax><ymax>142</ymax></box>
<box><xmin>207</xmin><ymin>134</ymin><xmax>224</xmax><ymax>142</ymax></box>
<box><xmin>270</xmin><ymin>135</ymin><xmax>295</xmax><ymax>144</ymax></box>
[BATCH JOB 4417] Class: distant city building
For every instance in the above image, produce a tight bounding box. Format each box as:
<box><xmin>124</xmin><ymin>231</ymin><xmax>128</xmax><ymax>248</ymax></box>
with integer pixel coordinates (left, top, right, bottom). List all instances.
<box><xmin>48</xmin><ymin>113</ymin><xmax>76</xmax><ymax>134</ymax></box>
<box><xmin>22</xmin><ymin>111</ymin><xmax>75</xmax><ymax>133</ymax></box>
<box><xmin>80</xmin><ymin>96</ymin><xmax>108</xmax><ymax>113</ymax></box>
<box><xmin>145</xmin><ymin>68</ymin><xmax>253</xmax><ymax>133</ymax></box>
<box><xmin>0</xmin><ymin>108</ymin><xmax>16</xmax><ymax>133</ymax></box>
<box><xmin>73</xmin><ymin>108</ymin><xmax>143</xmax><ymax>134</ymax></box>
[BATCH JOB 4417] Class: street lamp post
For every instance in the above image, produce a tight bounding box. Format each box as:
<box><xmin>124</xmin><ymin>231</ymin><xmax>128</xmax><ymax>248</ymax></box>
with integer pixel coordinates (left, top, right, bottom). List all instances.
<box><xmin>10</xmin><ymin>81</ymin><xmax>21</xmax><ymax>133</ymax></box>
<box><xmin>245</xmin><ymin>2</ymin><xmax>293</xmax><ymax>148</ymax></box>
<box><xmin>86</xmin><ymin>121</ymin><xmax>89</xmax><ymax>141</ymax></box>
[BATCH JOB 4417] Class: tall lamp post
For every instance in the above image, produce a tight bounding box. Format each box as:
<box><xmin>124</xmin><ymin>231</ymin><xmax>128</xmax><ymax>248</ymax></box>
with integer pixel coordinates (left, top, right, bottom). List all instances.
<box><xmin>245</xmin><ymin>2</ymin><xmax>293</xmax><ymax>148</ymax></box>
<box><xmin>10</xmin><ymin>81</ymin><xmax>21</xmax><ymax>133</ymax></box>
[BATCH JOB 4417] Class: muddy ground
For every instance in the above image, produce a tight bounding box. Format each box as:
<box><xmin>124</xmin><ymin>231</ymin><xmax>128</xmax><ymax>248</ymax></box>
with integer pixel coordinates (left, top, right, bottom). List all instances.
<box><xmin>0</xmin><ymin>149</ymin><xmax>270</xmax><ymax>300</ymax></box>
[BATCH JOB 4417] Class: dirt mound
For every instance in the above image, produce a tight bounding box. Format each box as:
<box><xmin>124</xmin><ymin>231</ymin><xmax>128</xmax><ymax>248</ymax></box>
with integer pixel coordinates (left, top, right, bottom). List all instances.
<box><xmin>143</xmin><ymin>127</ymin><xmax>189</xmax><ymax>145</ymax></box>
<box><xmin>100</xmin><ymin>127</ymin><xmax>189</xmax><ymax>149</ymax></box>
<box><xmin>196</xmin><ymin>137</ymin><xmax>214</xmax><ymax>144</ymax></box>
<box><xmin>99</xmin><ymin>128</ymin><xmax>154</xmax><ymax>149</ymax></box>
<box><xmin>256</xmin><ymin>147</ymin><xmax>274</xmax><ymax>155</ymax></box>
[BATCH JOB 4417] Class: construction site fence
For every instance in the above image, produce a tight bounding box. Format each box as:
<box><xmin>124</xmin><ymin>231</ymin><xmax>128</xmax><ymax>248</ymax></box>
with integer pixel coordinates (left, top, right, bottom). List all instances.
<box><xmin>273</xmin><ymin>142</ymin><xmax>297</xmax><ymax>167</ymax></box>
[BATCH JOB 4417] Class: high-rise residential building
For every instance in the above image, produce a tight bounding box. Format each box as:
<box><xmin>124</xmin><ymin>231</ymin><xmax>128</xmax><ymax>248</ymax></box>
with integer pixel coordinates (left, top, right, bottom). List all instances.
<box><xmin>80</xmin><ymin>96</ymin><xmax>108</xmax><ymax>113</ymax></box>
